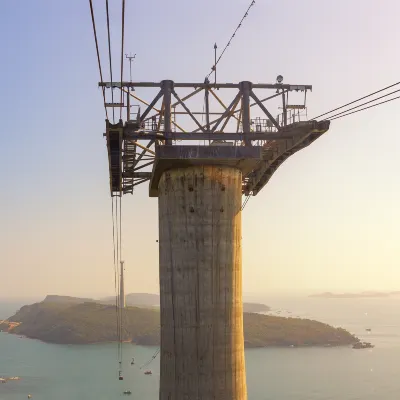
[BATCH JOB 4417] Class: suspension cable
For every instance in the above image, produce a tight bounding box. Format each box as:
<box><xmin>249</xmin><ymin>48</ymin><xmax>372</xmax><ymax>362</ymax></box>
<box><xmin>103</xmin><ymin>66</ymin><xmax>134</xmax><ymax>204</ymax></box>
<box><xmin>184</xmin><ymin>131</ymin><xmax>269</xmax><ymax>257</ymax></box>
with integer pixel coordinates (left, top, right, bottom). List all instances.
<box><xmin>206</xmin><ymin>0</ymin><xmax>256</xmax><ymax>80</ymax></box>
<box><xmin>320</xmin><ymin>88</ymin><xmax>400</xmax><ymax>121</ymax></box>
<box><xmin>115</xmin><ymin>195</ymin><xmax>122</xmax><ymax>367</ymax></box>
<box><xmin>311</xmin><ymin>81</ymin><xmax>400</xmax><ymax>120</ymax></box>
<box><xmin>241</xmin><ymin>194</ymin><xmax>251</xmax><ymax>211</ymax></box>
<box><xmin>329</xmin><ymin>94</ymin><xmax>400</xmax><ymax>121</ymax></box>
<box><xmin>119</xmin><ymin>194</ymin><xmax>123</xmax><ymax>365</ymax></box>
<box><xmin>105</xmin><ymin>0</ymin><xmax>115</xmax><ymax>123</ymax></box>
<box><xmin>139</xmin><ymin>348</ymin><xmax>160</xmax><ymax>370</ymax></box>
<box><xmin>119</xmin><ymin>0</ymin><xmax>126</xmax><ymax>120</ymax></box>
<box><xmin>88</xmin><ymin>0</ymin><xmax>108</xmax><ymax>119</ymax></box>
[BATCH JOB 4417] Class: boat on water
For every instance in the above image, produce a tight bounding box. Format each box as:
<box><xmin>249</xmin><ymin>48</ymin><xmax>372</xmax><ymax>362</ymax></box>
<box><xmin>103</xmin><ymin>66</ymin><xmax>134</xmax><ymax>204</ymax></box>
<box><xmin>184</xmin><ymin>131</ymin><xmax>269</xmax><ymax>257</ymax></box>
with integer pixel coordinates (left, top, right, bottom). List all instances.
<box><xmin>123</xmin><ymin>390</ymin><xmax>132</xmax><ymax>395</ymax></box>
<box><xmin>144</xmin><ymin>370</ymin><xmax>152</xmax><ymax>375</ymax></box>
<box><xmin>0</xmin><ymin>377</ymin><xmax>21</xmax><ymax>382</ymax></box>
<box><xmin>366</xmin><ymin>328</ymin><xmax>372</xmax><ymax>332</ymax></box>
<box><xmin>353</xmin><ymin>341</ymin><xmax>374</xmax><ymax>349</ymax></box>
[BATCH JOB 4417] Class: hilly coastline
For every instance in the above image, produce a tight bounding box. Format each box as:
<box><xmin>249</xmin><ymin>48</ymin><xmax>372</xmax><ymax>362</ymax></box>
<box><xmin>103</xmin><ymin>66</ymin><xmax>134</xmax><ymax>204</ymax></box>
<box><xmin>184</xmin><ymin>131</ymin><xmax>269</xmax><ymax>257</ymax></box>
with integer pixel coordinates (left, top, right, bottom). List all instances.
<box><xmin>0</xmin><ymin>296</ymin><xmax>360</xmax><ymax>348</ymax></box>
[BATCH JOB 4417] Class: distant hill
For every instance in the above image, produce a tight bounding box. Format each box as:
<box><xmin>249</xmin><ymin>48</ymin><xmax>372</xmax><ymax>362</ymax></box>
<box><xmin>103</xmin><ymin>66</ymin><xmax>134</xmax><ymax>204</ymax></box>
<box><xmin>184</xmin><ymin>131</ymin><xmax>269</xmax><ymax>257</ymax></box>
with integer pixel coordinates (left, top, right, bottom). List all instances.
<box><xmin>100</xmin><ymin>293</ymin><xmax>160</xmax><ymax>307</ymax></box>
<box><xmin>243</xmin><ymin>303</ymin><xmax>270</xmax><ymax>313</ymax></box>
<box><xmin>310</xmin><ymin>291</ymin><xmax>400</xmax><ymax>299</ymax></box>
<box><xmin>44</xmin><ymin>295</ymin><xmax>95</xmax><ymax>304</ymax></box>
<box><xmin>1</xmin><ymin>298</ymin><xmax>359</xmax><ymax>348</ymax></box>
<box><xmin>100</xmin><ymin>293</ymin><xmax>270</xmax><ymax>313</ymax></box>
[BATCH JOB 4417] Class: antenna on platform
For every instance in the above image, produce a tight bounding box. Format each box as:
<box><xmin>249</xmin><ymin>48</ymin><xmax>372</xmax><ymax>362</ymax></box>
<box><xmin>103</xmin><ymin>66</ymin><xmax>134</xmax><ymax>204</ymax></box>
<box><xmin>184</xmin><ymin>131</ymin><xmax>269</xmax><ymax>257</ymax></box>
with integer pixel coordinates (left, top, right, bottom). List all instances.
<box><xmin>125</xmin><ymin>53</ymin><xmax>136</xmax><ymax>82</ymax></box>
<box><xmin>124</xmin><ymin>53</ymin><xmax>136</xmax><ymax>121</ymax></box>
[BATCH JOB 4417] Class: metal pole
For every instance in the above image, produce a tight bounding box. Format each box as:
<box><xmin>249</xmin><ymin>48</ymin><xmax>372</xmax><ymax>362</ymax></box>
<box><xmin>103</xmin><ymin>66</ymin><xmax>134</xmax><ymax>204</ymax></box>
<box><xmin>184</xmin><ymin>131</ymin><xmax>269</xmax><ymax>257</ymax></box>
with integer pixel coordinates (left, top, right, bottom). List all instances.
<box><xmin>204</xmin><ymin>78</ymin><xmax>211</xmax><ymax>132</ymax></box>
<box><xmin>214</xmin><ymin>43</ymin><xmax>217</xmax><ymax>87</ymax></box>
<box><xmin>126</xmin><ymin>88</ymin><xmax>130</xmax><ymax>121</ymax></box>
<box><xmin>240</xmin><ymin>81</ymin><xmax>252</xmax><ymax>146</ymax></box>
<box><xmin>282</xmin><ymin>90</ymin><xmax>287</xmax><ymax>126</ymax></box>
<box><xmin>161</xmin><ymin>80</ymin><xmax>173</xmax><ymax>145</ymax></box>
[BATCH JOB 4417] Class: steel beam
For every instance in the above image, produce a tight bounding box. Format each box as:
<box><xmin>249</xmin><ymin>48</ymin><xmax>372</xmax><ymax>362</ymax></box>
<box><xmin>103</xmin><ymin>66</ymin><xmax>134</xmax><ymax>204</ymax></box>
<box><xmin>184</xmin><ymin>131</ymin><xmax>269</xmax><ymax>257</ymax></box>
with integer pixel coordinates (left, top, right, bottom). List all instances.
<box><xmin>161</xmin><ymin>80</ymin><xmax>173</xmax><ymax>145</ymax></box>
<box><xmin>124</xmin><ymin>130</ymin><xmax>322</xmax><ymax>141</ymax></box>
<box><xmin>100</xmin><ymin>81</ymin><xmax>313</xmax><ymax>90</ymax></box>
<box><xmin>133</xmin><ymin>160</ymin><xmax>154</xmax><ymax>171</ymax></box>
<box><xmin>240</xmin><ymin>81</ymin><xmax>252</xmax><ymax>146</ymax></box>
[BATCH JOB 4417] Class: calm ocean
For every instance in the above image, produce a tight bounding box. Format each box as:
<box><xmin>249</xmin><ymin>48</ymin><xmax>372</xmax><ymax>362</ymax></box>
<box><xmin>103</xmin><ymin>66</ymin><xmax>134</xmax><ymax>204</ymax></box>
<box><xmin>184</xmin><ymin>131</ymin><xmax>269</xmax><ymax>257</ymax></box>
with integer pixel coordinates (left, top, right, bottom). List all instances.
<box><xmin>1</xmin><ymin>296</ymin><xmax>400</xmax><ymax>400</ymax></box>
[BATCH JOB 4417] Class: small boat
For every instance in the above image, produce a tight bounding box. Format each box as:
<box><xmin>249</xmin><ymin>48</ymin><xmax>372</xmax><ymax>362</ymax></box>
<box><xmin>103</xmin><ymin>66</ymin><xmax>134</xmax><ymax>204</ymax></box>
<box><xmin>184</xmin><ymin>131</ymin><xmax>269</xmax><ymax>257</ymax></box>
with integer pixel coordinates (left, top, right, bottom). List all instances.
<box><xmin>8</xmin><ymin>377</ymin><xmax>21</xmax><ymax>381</ymax></box>
<box><xmin>144</xmin><ymin>370</ymin><xmax>152</xmax><ymax>375</ymax></box>
<box><xmin>130</xmin><ymin>357</ymin><xmax>135</xmax><ymax>365</ymax></box>
<box><xmin>366</xmin><ymin>328</ymin><xmax>371</xmax><ymax>332</ymax></box>
<box><xmin>123</xmin><ymin>390</ymin><xmax>132</xmax><ymax>395</ymax></box>
<box><xmin>353</xmin><ymin>341</ymin><xmax>374</xmax><ymax>349</ymax></box>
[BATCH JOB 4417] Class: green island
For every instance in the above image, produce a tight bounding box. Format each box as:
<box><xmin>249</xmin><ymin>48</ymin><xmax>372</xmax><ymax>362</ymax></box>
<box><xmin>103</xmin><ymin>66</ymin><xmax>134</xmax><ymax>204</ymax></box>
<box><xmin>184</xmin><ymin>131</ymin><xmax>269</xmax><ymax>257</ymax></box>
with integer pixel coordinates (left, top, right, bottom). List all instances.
<box><xmin>0</xmin><ymin>296</ymin><xmax>360</xmax><ymax>348</ymax></box>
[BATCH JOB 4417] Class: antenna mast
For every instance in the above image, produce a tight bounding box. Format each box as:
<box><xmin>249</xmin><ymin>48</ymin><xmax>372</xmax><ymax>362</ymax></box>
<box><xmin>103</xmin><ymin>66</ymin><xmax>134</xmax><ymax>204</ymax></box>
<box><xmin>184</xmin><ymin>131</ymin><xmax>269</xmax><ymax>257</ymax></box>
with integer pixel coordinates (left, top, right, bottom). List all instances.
<box><xmin>125</xmin><ymin>53</ymin><xmax>136</xmax><ymax>82</ymax></box>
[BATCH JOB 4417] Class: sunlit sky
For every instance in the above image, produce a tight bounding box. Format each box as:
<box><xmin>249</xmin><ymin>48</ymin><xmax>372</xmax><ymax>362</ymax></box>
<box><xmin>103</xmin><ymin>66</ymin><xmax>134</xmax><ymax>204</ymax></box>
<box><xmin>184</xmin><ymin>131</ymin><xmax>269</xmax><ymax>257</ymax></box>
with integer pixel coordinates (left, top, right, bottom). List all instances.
<box><xmin>1</xmin><ymin>0</ymin><xmax>399</xmax><ymax>300</ymax></box>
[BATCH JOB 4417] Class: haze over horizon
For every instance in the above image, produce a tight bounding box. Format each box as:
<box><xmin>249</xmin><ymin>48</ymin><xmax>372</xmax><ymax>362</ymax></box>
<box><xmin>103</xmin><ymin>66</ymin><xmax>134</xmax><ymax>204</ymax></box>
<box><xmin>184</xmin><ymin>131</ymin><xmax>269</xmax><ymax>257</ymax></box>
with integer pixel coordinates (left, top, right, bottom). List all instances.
<box><xmin>1</xmin><ymin>0</ymin><xmax>400</xmax><ymax>299</ymax></box>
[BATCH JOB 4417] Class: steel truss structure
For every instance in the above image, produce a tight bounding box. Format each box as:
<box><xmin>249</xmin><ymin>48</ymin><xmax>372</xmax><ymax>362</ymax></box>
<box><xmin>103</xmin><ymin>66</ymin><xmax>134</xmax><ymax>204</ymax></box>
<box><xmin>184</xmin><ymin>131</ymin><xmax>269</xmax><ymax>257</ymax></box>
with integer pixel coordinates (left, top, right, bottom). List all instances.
<box><xmin>101</xmin><ymin>80</ymin><xmax>330</xmax><ymax>197</ymax></box>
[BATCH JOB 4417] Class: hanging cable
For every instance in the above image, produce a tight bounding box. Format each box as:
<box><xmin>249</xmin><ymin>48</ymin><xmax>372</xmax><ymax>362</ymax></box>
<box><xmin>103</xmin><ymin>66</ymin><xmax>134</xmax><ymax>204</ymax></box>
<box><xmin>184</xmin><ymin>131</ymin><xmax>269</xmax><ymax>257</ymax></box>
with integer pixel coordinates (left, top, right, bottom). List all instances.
<box><xmin>111</xmin><ymin>197</ymin><xmax>121</xmax><ymax>375</ymax></box>
<box><xmin>139</xmin><ymin>348</ymin><xmax>160</xmax><ymax>370</ymax></box>
<box><xmin>119</xmin><ymin>0</ymin><xmax>126</xmax><ymax>120</ymax></box>
<box><xmin>319</xmin><ymin>88</ymin><xmax>400</xmax><ymax>121</ymax></box>
<box><xmin>88</xmin><ymin>0</ymin><xmax>108</xmax><ymax>119</ymax></box>
<box><xmin>329</xmin><ymin>94</ymin><xmax>400</xmax><ymax>121</ymax></box>
<box><xmin>115</xmin><ymin>196</ymin><xmax>122</xmax><ymax>372</ymax></box>
<box><xmin>118</xmin><ymin>194</ymin><xmax>123</xmax><ymax>367</ymax></box>
<box><xmin>241</xmin><ymin>194</ymin><xmax>251</xmax><ymax>211</ymax></box>
<box><xmin>105</xmin><ymin>0</ymin><xmax>115</xmax><ymax>123</ymax></box>
<box><xmin>206</xmin><ymin>0</ymin><xmax>256</xmax><ymax>80</ymax></box>
<box><xmin>311</xmin><ymin>81</ymin><xmax>400</xmax><ymax>120</ymax></box>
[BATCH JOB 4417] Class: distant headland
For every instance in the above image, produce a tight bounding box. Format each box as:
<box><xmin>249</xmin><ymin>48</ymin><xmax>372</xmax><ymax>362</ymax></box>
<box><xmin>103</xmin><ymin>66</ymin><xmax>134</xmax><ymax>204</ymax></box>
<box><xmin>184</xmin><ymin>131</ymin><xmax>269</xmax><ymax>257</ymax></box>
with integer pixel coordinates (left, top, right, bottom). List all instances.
<box><xmin>310</xmin><ymin>291</ymin><xmax>400</xmax><ymax>299</ymax></box>
<box><xmin>0</xmin><ymin>294</ymin><xmax>361</xmax><ymax>348</ymax></box>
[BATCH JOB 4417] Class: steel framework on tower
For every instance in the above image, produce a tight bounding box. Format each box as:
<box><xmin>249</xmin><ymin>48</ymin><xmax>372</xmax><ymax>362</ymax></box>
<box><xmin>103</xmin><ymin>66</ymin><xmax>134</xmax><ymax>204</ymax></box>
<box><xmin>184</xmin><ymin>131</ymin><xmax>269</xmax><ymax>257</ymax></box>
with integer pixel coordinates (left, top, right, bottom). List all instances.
<box><xmin>100</xmin><ymin>79</ymin><xmax>330</xmax><ymax>197</ymax></box>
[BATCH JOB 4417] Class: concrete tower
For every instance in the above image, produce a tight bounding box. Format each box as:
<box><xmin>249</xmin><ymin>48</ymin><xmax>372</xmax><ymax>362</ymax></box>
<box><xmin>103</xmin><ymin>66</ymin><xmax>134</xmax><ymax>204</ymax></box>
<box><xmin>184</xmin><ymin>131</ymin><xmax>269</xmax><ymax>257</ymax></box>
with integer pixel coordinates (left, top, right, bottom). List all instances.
<box><xmin>120</xmin><ymin>261</ymin><xmax>126</xmax><ymax>309</ymax></box>
<box><xmin>158</xmin><ymin>165</ymin><xmax>246</xmax><ymax>399</ymax></box>
<box><xmin>102</xmin><ymin>79</ymin><xmax>330</xmax><ymax>400</ymax></box>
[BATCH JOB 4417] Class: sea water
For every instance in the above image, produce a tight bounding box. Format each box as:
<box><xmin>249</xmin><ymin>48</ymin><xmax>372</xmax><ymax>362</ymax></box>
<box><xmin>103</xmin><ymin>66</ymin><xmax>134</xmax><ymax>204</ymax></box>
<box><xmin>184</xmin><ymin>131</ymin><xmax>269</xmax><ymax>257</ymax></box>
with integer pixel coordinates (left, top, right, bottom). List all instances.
<box><xmin>1</xmin><ymin>297</ymin><xmax>400</xmax><ymax>400</ymax></box>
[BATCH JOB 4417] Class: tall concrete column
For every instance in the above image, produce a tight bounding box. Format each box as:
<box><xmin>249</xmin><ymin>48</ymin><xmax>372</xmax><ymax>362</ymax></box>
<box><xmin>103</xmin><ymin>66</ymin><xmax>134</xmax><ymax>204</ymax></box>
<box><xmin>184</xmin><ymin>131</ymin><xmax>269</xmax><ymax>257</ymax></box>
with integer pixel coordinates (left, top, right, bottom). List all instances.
<box><xmin>158</xmin><ymin>165</ymin><xmax>247</xmax><ymax>400</ymax></box>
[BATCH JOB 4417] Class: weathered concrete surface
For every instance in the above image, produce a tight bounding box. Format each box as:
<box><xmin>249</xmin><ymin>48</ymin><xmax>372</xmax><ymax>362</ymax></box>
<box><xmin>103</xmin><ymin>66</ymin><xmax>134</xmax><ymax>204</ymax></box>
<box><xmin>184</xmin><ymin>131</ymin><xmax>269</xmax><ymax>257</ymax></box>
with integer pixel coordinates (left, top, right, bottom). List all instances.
<box><xmin>150</xmin><ymin>145</ymin><xmax>262</xmax><ymax>197</ymax></box>
<box><xmin>158</xmin><ymin>165</ymin><xmax>247</xmax><ymax>400</ymax></box>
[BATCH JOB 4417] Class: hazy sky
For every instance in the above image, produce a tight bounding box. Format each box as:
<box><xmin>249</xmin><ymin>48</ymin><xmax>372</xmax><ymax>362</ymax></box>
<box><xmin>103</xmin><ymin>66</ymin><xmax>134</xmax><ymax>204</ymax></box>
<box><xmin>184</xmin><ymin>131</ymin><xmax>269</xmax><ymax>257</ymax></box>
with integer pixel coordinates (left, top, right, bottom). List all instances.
<box><xmin>1</xmin><ymin>0</ymin><xmax>400</xmax><ymax>299</ymax></box>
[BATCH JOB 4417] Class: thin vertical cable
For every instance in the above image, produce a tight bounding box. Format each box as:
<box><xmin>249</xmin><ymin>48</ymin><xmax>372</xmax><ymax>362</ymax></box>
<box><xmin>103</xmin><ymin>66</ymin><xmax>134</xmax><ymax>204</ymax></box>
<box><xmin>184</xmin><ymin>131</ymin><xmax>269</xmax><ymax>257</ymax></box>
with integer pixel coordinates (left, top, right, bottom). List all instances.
<box><xmin>105</xmin><ymin>0</ymin><xmax>115</xmax><ymax>123</ymax></box>
<box><xmin>119</xmin><ymin>0</ymin><xmax>126</xmax><ymax>120</ymax></box>
<box><xmin>88</xmin><ymin>0</ymin><xmax>108</xmax><ymax>119</ymax></box>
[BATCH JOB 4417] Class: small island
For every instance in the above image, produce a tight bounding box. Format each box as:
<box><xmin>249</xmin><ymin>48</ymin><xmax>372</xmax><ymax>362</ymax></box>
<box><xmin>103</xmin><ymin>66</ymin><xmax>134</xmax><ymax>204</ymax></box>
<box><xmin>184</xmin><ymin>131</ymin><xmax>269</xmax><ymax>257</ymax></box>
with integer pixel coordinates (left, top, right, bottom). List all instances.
<box><xmin>0</xmin><ymin>296</ymin><xmax>361</xmax><ymax>348</ymax></box>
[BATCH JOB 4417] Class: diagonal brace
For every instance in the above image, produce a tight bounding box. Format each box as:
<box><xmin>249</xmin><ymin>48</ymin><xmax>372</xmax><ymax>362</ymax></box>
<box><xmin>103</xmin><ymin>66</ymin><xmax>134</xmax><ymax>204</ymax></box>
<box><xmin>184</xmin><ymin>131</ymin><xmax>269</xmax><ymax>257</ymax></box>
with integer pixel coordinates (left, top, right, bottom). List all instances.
<box><xmin>140</xmin><ymin>89</ymin><xmax>164</xmax><ymax>122</ymax></box>
<box><xmin>249</xmin><ymin>91</ymin><xmax>281</xmax><ymax>131</ymax></box>
<box><xmin>211</xmin><ymin>92</ymin><xmax>242</xmax><ymax>133</ymax></box>
<box><xmin>220</xmin><ymin>96</ymin><xmax>241</xmax><ymax>132</ymax></box>
<box><xmin>172</xmin><ymin>90</ymin><xmax>206</xmax><ymax>132</ymax></box>
<box><xmin>134</xmin><ymin>140</ymin><xmax>155</xmax><ymax>167</ymax></box>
